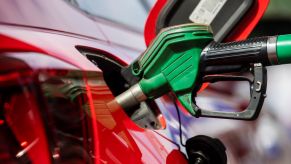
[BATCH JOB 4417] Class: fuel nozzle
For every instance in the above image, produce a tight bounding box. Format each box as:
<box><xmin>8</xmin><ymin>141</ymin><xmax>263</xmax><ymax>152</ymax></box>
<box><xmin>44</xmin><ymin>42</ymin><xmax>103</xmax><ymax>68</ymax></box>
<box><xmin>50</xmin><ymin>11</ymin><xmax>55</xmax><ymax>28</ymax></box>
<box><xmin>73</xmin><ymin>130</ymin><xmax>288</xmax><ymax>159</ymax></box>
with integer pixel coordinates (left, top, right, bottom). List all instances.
<box><xmin>115</xmin><ymin>24</ymin><xmax>213</xmax><ymax>113</ymax></box>
<box><xmin>113</xmin><ymin>23</ymin><xmax>291</xmax><ymax>120</ymax></box>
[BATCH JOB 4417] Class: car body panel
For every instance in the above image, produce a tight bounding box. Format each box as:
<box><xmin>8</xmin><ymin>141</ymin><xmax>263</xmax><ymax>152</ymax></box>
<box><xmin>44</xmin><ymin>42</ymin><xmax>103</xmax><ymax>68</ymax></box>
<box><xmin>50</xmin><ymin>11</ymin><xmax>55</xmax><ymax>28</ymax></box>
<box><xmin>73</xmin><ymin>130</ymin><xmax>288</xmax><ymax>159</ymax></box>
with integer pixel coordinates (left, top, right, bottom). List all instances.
<box><xmin>0</xmin><ymin>0</ymin><xmax>107</xmax><ymax>41</ymax></box>
<box><xmin>0</xmin><ymin>0</ymin><xmax>281</xmax><ymax>163</ymax></box>
<box><xmin>0</xmin><ymin>0</ymin><xmax>188</xmax><ymax>163</ymax></box>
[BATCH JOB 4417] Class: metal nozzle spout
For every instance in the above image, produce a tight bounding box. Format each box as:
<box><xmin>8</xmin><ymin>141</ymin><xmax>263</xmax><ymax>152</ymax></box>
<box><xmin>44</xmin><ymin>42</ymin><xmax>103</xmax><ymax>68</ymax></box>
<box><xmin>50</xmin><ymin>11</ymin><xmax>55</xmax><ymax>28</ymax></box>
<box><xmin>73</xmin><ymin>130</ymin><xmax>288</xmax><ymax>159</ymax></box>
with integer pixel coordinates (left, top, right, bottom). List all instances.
<box><xmin>115</xmin><ymin>83</ymin><xmax>147</xmax><ymax>110</ymax></box>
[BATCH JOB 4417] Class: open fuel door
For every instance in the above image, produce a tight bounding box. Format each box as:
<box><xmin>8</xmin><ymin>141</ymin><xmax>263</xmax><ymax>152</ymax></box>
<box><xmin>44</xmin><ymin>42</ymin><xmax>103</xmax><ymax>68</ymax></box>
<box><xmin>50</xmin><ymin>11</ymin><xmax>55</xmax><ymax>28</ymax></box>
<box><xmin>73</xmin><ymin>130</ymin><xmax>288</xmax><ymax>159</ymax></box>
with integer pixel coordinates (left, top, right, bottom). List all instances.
<box><xmin>144</xmin><ymin>0</ymin><xmax>269</xmax><ymax>45</ymax></box>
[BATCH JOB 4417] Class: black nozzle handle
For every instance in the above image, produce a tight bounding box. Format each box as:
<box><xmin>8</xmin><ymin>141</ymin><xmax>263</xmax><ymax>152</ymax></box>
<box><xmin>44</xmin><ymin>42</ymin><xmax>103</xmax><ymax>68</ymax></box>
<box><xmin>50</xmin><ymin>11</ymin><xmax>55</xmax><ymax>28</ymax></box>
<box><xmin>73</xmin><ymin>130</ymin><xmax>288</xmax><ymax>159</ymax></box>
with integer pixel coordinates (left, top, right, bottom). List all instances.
<box><xmin>201</xmin><ymin>36</ymin><xmax>271</xmax><ymax>67</ymax></box>
<box><xmin>195</xmin><ymin>63</ymin><xmax>267</xmax><ymax>120</ymax></box>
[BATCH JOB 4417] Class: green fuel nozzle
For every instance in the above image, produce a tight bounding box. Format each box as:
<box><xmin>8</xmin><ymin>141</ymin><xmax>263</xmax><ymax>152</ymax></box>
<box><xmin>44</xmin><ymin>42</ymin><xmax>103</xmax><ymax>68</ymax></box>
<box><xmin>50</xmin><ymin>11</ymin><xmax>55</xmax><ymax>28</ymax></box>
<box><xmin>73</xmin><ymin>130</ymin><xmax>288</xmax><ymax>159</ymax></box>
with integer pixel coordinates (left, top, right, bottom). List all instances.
<box><xmin>115</xmin><ymin>24</ymin><xmax>213</xmax><ymax>115</ymax></box>
<box><xmin>114</xmin><ymin>24</ymin><xmax>291</xmax><ymax>120</ymax></box>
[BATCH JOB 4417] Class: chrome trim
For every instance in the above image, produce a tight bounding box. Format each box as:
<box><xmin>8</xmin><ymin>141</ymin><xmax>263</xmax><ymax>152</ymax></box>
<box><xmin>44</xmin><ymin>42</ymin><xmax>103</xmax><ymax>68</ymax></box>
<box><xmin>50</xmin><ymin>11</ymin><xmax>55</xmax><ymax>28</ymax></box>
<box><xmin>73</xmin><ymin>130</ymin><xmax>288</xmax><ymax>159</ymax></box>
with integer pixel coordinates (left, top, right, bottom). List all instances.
<box><xmin>267</xmin><ymin>36</ymin><xmax>278</xmax><ymax>65</ymax></box>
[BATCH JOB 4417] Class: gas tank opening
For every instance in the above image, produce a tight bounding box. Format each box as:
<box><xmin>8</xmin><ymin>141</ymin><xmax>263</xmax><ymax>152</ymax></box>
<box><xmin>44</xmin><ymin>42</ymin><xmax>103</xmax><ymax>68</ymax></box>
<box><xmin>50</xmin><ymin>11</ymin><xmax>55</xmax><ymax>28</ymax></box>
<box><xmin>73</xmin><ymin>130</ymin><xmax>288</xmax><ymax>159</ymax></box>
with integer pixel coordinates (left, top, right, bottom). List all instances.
<box><xmin>77</xmin><ymin>47</ymin><xmax>165</xmax><ymax>130</ymax></box>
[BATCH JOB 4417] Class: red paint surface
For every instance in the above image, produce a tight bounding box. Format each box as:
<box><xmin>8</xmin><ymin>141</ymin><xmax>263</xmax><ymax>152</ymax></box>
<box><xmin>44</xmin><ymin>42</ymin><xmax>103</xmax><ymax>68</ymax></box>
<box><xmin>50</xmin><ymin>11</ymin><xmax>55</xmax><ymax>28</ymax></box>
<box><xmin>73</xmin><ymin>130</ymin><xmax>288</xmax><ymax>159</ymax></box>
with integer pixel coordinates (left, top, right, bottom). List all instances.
<box><xmin>4</xmin><ymin>75</ymin><xmax>51</xmax><ymax>164</ymax></box>
<box><xmin>0</xmin><ymin>34</ymin><xmax>44</xmax><ymax>53</ymax></box>
<box><xmin>144</xmin><ymin>0</ymin><xmax>167</xmax><ymax>46</ymax></box>
<box><xmin>84</xmin><ymin>76</ymin><xmax>101</xmax><ymax>164</ymax></box>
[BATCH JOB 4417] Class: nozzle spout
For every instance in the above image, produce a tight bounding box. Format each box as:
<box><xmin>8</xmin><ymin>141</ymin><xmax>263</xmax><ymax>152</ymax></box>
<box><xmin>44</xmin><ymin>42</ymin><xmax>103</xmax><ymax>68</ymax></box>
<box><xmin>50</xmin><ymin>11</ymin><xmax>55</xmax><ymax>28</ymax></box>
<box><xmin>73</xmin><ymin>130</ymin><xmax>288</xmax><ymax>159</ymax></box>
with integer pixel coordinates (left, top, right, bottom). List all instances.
<box><xmin>114</xmin><ymin>83</ymin><xmax>147</xmax><ymax>110</ymax></box>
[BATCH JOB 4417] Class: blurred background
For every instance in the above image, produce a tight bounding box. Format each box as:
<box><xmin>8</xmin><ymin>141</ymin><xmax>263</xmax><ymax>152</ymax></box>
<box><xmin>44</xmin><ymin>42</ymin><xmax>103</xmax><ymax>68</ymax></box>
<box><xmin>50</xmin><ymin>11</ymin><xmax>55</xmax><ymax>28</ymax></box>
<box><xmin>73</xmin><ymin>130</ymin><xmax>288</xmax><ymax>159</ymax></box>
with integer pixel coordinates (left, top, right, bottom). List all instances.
<box><xmin>65</xmin><ymin>0</ymin><xmax>156</xmax><ymax>33</ymax></box>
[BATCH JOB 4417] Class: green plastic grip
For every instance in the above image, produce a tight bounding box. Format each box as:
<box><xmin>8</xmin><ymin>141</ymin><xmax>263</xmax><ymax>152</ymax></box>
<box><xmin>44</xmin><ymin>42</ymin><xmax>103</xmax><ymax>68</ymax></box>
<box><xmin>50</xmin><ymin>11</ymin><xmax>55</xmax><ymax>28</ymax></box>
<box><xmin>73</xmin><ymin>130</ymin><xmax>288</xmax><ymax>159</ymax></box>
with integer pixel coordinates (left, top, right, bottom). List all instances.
<box><xmin>277</xmin><ymin>34</ymin><xmax>291</xmax><ymax>64</ymax></box>
<box><xmin>132</xmin><ymin>24</ymin><xmax>213</xmax><ymax>115</ymax></box>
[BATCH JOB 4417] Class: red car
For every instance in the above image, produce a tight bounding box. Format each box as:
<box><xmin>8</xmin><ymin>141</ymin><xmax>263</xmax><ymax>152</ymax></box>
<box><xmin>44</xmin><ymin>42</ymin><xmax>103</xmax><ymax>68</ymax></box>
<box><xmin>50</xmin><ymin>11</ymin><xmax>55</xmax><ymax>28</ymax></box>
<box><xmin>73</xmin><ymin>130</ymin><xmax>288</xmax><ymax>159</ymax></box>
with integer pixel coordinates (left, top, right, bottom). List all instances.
<box><xmin>1</xmin><ymin>0</ymin><xmax>288</xmax><ymax>164</ymax></box>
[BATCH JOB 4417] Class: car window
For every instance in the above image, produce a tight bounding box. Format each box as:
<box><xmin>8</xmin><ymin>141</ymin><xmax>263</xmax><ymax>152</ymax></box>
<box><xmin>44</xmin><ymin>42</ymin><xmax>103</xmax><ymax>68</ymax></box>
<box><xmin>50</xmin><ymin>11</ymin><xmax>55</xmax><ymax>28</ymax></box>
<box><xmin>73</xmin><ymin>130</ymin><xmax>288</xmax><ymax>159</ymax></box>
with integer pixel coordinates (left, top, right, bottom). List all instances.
<box><xmin>65</xmin><ymin>0</ymin><xmax>155</xmax><ymax>32</ymax></box>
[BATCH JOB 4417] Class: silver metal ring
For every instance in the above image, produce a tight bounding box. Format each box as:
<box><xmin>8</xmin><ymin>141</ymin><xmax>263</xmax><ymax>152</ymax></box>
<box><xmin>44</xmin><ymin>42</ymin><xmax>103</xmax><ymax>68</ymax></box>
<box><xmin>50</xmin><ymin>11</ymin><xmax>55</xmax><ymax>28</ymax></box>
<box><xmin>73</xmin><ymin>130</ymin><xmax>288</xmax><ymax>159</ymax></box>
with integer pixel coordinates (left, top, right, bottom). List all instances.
<box><xmin>115</xmin><ymin>83</ymin><xmax>147</xmax><ymax>109</ymax></box>
<box><xmin>130</xmin><ymin>83</ymin><xmax>147</xmax><ymax>102</ymax></box>
<box><xmin>267</xmin><ymin>36</ymin><xmax>278</xmax><ymax>65</ymax></box>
